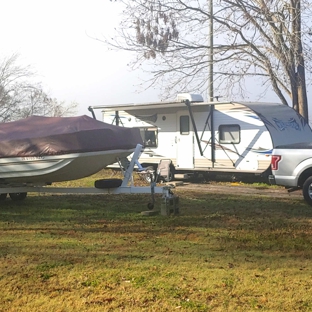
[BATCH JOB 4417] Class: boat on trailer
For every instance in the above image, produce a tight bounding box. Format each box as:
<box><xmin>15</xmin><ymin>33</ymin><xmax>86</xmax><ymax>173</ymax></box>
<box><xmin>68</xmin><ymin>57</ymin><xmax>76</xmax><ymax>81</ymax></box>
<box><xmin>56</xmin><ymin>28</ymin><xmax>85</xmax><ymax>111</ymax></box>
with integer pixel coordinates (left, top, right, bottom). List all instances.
<box><xmin>0</xmin><ymin>142</ymin><xmax>176</xmax><ymax>213</ymax></box>
<box><xmin>0</xmin><ymin>115</ymin><xmax>143</xmax><ymax>185</ymax></box>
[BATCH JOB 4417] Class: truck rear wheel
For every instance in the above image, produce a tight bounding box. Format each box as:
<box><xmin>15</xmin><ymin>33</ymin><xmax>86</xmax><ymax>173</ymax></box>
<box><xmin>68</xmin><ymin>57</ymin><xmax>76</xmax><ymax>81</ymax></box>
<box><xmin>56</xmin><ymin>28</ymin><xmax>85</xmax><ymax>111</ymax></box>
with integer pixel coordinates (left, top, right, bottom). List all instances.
<box><xmin>302</xmin><ymin>176</ymin><xmax>312</xmax><ymax>206</ymax></box>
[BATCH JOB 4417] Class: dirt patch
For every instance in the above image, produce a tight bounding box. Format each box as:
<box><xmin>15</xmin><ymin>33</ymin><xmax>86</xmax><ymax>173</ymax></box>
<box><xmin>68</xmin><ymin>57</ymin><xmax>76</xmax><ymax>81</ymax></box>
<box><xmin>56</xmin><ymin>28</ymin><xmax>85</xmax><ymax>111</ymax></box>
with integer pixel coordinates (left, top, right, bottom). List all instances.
<box><xmin>170</xmin><ymin>181</ymin><xmax>303</xmax><ymax>199</ymax></box>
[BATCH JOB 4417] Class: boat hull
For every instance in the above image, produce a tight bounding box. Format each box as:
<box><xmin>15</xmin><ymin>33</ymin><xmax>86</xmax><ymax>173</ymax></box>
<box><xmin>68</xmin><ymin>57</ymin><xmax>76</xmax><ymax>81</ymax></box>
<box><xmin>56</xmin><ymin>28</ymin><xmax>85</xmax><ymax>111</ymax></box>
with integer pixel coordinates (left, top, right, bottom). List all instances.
<box><xmin>0</xmin><ymin>115</ymin><xmax>143</xmax><ymax>185</ymax></box>
<box><xmin>0</xmin><ymin>148</ymin><xmax>133</xmax><ymax>184</ymax></box>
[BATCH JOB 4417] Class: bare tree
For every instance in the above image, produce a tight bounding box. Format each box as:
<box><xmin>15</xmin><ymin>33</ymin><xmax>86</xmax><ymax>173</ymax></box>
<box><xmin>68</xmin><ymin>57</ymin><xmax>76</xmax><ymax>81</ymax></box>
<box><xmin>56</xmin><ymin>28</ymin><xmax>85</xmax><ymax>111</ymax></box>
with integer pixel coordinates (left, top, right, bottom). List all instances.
<box><xmin>0</xmin><ymin>53</ymin><xmax>37</xmax><ymax>121</ymax></box>
<box><xmin>102</xmin><ymin>0</ymin><xmax>311</xmax><ymax>120</ymax></box>
<box><xmin>0</xmin><ymin>53</ymin><xmax>78</xmax><ymax>122</ymax></box>
<box><xmin>48</xmin><ymin>98</ymin><xmax>79</xmax><ymax>117</ymax></box>
<box><xmin>15</xmin><ymin>89</ymin><xmax>79</xmax><ymax>119</ymax></box>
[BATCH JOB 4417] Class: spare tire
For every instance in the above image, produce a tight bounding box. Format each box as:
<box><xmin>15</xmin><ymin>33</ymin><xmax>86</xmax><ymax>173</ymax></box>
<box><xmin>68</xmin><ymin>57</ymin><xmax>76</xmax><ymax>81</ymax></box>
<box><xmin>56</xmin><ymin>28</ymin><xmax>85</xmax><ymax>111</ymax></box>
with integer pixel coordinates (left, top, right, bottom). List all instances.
<box><xmin>94</xmin><ymin>179</ymin><xmax>123</xmax><ymax>189</ymax></box>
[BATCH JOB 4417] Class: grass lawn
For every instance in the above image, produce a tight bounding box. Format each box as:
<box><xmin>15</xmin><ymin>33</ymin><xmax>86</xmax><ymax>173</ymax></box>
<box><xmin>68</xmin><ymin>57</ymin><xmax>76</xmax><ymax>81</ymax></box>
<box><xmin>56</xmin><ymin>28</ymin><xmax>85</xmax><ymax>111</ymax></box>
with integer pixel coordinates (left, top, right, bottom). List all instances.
<box><xmin>0</xmin><ymin>171</ymin><xmax>312</xmax><ymax>311</ymax></box>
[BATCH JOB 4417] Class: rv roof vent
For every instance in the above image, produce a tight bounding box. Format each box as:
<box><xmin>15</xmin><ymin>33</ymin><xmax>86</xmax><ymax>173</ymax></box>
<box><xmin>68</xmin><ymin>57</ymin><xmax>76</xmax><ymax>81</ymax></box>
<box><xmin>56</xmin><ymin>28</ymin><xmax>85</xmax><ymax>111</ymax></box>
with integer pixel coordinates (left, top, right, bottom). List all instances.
<box><xmin>176</xmin><ymin>93</ymin><xmax>204</xmax><ymax>103</ymax></box>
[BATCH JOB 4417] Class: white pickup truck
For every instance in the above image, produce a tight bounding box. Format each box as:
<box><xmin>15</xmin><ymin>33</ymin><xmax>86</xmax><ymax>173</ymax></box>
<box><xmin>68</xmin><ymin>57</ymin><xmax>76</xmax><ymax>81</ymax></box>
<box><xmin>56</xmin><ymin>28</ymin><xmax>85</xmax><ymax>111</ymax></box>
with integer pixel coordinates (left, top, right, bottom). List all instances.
<box><xmin>269</xmin><ymin>142</ymin><xmax>312</xmax><ymax>205</ymax></box>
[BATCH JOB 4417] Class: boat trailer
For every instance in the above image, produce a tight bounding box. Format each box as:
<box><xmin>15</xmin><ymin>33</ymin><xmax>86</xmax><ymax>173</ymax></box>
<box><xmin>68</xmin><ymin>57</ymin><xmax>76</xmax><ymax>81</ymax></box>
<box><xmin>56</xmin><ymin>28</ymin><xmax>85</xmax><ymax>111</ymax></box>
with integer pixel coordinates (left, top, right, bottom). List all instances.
<box><xmin>0</xmin><ymin>144</ymin><xmax>178</xmax><ymax>215</ymax></box>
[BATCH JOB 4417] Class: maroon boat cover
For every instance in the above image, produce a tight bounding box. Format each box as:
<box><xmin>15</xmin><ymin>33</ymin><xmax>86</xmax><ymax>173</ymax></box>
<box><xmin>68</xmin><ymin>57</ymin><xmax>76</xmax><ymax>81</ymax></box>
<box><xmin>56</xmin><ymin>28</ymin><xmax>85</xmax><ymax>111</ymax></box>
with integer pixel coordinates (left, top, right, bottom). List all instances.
<box><xmin>0</xmin><ymin>115</ymin><xmax>143</xmax><ymax>157</ymax></box>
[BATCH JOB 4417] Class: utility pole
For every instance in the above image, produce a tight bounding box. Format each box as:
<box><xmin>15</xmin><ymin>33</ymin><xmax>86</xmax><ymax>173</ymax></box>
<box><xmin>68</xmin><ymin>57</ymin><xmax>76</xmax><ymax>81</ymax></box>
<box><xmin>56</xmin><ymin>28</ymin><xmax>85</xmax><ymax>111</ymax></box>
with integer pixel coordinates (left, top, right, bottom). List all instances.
<box><xmin>209</xmin><ymin>0</ymin><xmax>213</xmax><ymax>102</ymax></box>
<box><xmin>209</xmin><ymin>0</ymin><xmax>215</xmax><ymax>166</ymax></box>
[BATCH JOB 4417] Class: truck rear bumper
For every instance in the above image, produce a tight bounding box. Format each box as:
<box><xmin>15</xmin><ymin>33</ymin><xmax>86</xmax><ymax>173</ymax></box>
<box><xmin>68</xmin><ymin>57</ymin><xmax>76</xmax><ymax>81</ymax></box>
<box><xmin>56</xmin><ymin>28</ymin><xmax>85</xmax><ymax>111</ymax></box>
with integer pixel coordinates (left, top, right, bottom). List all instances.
<box><xmin>270</xmin><ymin>174</ymin><xmax>298</xmax><ymax>187</ymax></box>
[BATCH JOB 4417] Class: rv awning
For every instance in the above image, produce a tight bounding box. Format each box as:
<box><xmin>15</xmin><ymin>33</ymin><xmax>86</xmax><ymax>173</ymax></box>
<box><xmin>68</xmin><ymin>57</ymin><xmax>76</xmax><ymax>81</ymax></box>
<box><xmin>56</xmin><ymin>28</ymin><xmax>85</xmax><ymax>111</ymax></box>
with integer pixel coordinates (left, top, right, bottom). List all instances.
<box><xmin>90</xmin><ymin>100</ymin><xmax>312</xmax><ymax>148</ymax></box>
<box><xmin>237</xmin><ymin>102</ymin><xmax>312</xmax><ymax>147</ymax></box>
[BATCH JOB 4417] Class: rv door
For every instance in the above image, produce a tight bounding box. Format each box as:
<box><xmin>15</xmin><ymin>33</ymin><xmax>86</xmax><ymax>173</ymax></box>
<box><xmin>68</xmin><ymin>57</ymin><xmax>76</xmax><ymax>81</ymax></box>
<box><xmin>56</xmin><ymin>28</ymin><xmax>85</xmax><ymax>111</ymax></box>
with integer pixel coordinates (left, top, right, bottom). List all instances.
<box><xmin>176</xmin><ymin>113</ymin><xmax>194</xmax><ymax>169</ymax></box>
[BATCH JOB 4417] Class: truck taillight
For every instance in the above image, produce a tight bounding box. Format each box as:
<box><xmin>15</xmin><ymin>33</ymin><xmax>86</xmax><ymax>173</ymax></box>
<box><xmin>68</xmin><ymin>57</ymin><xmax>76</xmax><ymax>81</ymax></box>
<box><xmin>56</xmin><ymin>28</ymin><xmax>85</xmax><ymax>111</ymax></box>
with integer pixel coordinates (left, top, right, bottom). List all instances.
<box><xmin>271</xmin><ymin>155</ymin><xmax>281</xmax><ymax>171</ymax></box>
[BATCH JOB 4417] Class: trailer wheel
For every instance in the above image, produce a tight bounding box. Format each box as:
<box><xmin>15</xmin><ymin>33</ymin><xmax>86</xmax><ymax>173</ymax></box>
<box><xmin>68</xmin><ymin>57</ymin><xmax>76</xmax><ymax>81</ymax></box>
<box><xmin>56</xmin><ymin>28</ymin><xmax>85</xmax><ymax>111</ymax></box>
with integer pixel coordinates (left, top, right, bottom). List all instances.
<box><xmin>141</xmin><ymin>166</ymin><xmax>156</xmax><ymax>183</ymax></box>
<box><xmin>94</xmin><ymin>179</ymin><xmax>123</xmax><ymax>189</ymax></box>
<box><xmin>302</xmin><ymin>176</ymin><xmax>312</xmax><ymax>206</ymax></box>
<box><xmin>0</xmin><ymin>193</ymin><xmax>7</xmax><ymax>201</ymax></box>
<box><xmin>9</xmin><ymin>192</ymin><xmax>27</xmax><ymax>201</ymax></box>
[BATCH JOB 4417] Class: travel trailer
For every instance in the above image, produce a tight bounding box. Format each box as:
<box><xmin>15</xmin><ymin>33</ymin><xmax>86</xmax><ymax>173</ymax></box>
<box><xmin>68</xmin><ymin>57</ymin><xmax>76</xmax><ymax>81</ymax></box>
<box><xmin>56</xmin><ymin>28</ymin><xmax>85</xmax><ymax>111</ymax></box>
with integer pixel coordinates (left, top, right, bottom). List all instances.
<box><xmin>89</xmin><ymin>94</ymin><xmax>312</xmax><ymax>181</ymax></box>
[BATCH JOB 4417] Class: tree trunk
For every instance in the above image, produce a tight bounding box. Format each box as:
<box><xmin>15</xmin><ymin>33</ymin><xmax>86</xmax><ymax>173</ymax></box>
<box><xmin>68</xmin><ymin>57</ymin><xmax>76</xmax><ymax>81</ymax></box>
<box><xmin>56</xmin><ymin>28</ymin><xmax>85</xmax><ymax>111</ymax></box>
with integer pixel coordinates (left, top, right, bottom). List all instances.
<box><xmin>297</xmin><ymin>59</ymin><xmax>308</xmax><ymax>121</ymax></box>
<box><xmin>294</xmin><ymin>0</ymin><xmax>309</xmax><ymax>121</ymax></box>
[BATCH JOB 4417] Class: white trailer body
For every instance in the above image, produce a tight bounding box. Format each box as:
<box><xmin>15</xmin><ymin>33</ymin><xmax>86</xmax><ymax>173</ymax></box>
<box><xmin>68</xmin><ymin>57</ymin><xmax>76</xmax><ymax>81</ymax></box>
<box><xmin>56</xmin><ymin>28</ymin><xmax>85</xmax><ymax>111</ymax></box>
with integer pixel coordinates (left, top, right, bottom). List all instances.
<box><xmin>89</xmin><ymin>95</ymin><xmax>312</xmax><ymax>179</ymax></box>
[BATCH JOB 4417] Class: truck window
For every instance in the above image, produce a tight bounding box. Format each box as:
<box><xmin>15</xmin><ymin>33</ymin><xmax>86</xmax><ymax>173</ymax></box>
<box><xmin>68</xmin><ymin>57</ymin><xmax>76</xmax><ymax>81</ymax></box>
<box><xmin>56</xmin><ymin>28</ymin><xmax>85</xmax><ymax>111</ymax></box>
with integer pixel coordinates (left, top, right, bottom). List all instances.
<box><xmin>140</xmin><ymin>128</ymin><xmax>158</xmax><ymax>148</ymax></box>
<box><xmin>219</xmin><ymin>124</ymin><xmax>240</xmax><ymax>144</ymax></box>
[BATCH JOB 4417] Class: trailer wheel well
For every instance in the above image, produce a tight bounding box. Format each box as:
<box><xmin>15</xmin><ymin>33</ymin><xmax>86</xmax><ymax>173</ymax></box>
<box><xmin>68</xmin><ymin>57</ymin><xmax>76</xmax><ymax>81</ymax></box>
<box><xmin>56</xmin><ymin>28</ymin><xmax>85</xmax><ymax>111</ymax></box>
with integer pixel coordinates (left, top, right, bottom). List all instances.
<box><xmin>298</xmin><ymin>168</ymin><xmax>312</xmax><ymax>187</ymax></box>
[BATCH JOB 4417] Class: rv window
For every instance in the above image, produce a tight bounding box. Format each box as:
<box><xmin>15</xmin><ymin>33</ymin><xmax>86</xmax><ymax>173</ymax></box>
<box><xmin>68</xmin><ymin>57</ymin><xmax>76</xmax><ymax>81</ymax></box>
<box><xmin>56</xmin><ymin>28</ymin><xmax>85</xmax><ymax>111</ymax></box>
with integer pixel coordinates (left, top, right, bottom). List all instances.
<box><xmin>180</xmin><ymin>115</ymin><xmax>189</xmax><ymax>135</ymax></box>
<box><xmin>140</xmin><ymin>128</ymin><xmax>158</xmax><ymax>148</ymax></box>
<box><xmin>219</xmin><ymin>124</ymin><xmax>240</xmax><ymax>144</ymax></box>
